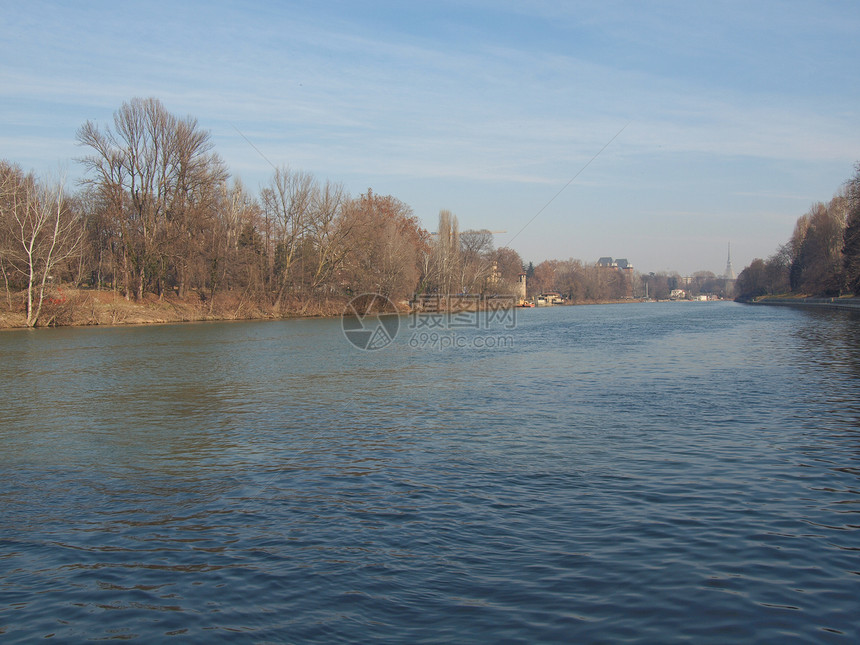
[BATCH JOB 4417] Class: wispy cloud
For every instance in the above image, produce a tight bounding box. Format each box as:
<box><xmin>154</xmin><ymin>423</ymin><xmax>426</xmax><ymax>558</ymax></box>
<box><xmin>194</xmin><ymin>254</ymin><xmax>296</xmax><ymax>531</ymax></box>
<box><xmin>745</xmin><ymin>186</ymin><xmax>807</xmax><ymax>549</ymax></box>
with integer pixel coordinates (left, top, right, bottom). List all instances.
<box><xmin>2</xmin><ymin>0</ymin><xmax>859</xmax><ymax>273</ymax></box>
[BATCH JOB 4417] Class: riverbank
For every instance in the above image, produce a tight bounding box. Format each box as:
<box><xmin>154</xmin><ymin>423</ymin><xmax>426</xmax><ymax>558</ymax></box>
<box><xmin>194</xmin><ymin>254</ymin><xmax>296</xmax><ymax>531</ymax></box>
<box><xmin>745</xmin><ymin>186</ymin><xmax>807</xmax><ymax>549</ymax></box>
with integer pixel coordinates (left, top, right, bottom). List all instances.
<box><xmin>0</xmin><ymin>289</ymin><xmax>729</xmax><ymax>329</ymax></box>
<box><xmin>0</xmin><ymin>288</ymin><xmax>360</xmax><ymax>329</ymax></box>
<box><xmin>744</xmin><ymin>294</ymin><xmax>860</xmax><ymax>310</ymax></box>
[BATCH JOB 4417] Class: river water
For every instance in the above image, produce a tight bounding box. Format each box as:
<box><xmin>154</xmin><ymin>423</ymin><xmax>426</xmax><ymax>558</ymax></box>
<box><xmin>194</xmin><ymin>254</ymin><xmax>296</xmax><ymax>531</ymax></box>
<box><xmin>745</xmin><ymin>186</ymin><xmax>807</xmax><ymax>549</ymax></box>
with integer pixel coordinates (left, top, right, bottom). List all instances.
<box><xmin>1</xmin><ymin>302</ymin><xmax>858</xmax><ymax>643</ymax></box>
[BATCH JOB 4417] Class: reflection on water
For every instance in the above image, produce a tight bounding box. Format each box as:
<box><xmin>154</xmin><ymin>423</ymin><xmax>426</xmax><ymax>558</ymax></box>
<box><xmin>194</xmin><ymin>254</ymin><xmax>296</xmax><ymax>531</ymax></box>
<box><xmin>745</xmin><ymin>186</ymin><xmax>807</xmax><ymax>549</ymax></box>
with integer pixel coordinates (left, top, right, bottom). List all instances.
<box><xmin>1</xmin><ymin>303</ymin><xmax>859</xmax><ymax>643</ymax></box>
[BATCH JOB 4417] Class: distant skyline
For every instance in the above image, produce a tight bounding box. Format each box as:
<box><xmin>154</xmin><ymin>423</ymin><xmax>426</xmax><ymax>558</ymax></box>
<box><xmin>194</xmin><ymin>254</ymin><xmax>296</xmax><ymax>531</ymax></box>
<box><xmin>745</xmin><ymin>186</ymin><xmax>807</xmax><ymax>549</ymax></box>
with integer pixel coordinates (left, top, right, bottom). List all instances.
<box><xmin>3</xmin><ymin>1</ymin><xmax>859</xmax><ymax>275</ymax></box>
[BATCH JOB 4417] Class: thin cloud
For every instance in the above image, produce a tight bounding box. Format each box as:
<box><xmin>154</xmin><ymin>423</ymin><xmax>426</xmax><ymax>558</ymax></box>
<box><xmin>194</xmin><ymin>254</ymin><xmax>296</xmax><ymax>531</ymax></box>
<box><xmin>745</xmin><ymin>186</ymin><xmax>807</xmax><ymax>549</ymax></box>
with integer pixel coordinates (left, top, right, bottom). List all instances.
<box><xmin>2</xmin><ymin>0</ymin><xmax>859</xmax><ymax>275</ymax></box>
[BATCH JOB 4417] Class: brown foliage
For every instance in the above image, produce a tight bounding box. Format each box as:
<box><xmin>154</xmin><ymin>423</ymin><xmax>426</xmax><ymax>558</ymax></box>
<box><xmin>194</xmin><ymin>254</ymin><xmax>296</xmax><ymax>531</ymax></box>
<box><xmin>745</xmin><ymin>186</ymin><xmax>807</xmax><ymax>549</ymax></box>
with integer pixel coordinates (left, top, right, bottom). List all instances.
<box><xmin>337</xmin><ymin>190</ymin><xmax>428</xmax><ymax>300</ymax></box>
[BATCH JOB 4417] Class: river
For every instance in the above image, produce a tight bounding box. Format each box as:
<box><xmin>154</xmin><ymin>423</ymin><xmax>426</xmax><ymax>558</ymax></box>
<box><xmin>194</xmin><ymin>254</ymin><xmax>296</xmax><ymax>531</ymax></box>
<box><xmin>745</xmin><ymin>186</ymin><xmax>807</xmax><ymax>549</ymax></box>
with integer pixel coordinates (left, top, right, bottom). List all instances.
<box><xmin>1</xmin><ymin>301</ymin><xmax>858</xmax><ymax>643</ymax></box>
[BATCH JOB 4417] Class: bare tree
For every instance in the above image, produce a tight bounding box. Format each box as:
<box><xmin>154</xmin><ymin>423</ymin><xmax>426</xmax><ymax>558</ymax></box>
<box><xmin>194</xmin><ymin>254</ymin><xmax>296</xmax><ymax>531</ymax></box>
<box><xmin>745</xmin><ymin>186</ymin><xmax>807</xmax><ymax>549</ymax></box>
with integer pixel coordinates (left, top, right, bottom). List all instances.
<box><xmin>429</xmin><ymin>210</ymin><xmax>461</xmax><ymax>294</ymax></box>
<box><xmin>261</xmin><ymin>167</ymin><xmax>316</xmax><ymax>308</ymax></box>
<box><xmin>491</xmin><ymin>246</ymin><xmax>524</xmax><ymax>294</ymax></box>
<box><xmin>214</xmin><ymin>179</ymin><xmax>265</xmax><ymax>300</ymax></box>
<box><xmin>77</xmin><ymin>97</ymin><xmax>226</xmax><ymax>300</ymax></box>
<box><xmin>843</xmin><ymin>164</ymin><xmax>860</xmax><ymax>295</ymax></box>
<box><xmin>305</xmin><ymin>179</ymin><xmax>349</xmax><ymax>293</ymax></box>
<box><xmin>790</xmin><ymin>197</ymin><xmax>848</xmax><ymax>294</ymax></box>
<box><xmin>338</xmin><ymin>190</ymin><xmax>426</xmax><ymax>300</ymax></box>
<box><xmin>458</xmin><ymin>229</ymin><xmax>494</xmax><ymax>294</ymax></box>
<box><xmin>0</xmin><ymin>164</ymin><xmax>82</xmax><ymax>326</ymax></box>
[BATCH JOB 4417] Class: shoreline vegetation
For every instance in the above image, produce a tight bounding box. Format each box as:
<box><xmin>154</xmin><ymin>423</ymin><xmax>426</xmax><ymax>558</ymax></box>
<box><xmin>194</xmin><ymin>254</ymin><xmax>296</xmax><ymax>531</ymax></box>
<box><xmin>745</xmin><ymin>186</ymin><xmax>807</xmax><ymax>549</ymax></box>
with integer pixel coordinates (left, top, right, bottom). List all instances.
<box><xmin>745</xmin><ymin>294</ymin><xmax>860</xmax><ymax>311</ymax></box>
<box><xmin>0</xmin><ymin>288</ymin><xmax>679</xmax><ymax>331</ymax></box>
<box><xmin>0</xmin><ymin>288</ymin><xmax>353</xmax><ymax>330</ymax></box>
<box><xmin>734</xmin><ymin>162</ymin><xmax>860</xmax><ymax>303</ymax></box>
<box><xmin>0</xmin><ymin>97</ymin><xmax>753</xmax><ymax>329</ymax></box>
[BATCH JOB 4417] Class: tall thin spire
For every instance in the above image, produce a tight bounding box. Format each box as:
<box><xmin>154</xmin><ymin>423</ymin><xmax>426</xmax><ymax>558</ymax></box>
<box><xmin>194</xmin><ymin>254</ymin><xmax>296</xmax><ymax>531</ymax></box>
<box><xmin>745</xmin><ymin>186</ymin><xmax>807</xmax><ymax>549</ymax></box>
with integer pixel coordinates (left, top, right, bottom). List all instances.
<box><xmin>724</xmin><ymin>243</ymin><xmax>736</xmax><ymax>280</ymax></box>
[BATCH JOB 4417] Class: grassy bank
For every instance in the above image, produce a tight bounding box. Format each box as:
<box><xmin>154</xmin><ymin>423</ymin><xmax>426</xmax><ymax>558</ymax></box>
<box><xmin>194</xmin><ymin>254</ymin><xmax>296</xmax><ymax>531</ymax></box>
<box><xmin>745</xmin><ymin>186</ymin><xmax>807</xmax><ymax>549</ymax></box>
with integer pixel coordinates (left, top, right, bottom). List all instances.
<box><xmin>0</xmin><ymin>290</ymin><xmax>682</xmax><ymax>330</ymax></box>
<box><xmin>0</xmin><ymin>287</ymin><xmax>358</xmax><ymax>329</ymax></box>
<box><xmin>744</xmin><ymin>294</ymin><xmax>860</xmax><ymax>310</ymax></box>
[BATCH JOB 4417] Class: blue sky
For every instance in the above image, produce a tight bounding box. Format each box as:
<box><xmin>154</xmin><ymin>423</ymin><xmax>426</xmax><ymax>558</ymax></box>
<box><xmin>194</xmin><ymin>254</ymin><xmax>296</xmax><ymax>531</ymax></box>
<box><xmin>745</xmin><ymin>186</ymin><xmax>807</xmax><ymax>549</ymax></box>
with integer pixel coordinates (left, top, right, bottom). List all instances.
<box><xmin>2</xmin><ymin>0</ymin><xmax>859</xmax><ymax>274</ymax></box>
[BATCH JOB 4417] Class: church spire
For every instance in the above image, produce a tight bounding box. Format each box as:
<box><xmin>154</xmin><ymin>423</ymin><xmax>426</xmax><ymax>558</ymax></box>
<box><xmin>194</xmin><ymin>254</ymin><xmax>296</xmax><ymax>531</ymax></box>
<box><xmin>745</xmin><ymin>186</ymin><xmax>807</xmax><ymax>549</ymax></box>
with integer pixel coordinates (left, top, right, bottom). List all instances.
<box><xmin>724</xmin><ymin>243</ymin><xmax>736</xmax><ymax>280</ymax></box>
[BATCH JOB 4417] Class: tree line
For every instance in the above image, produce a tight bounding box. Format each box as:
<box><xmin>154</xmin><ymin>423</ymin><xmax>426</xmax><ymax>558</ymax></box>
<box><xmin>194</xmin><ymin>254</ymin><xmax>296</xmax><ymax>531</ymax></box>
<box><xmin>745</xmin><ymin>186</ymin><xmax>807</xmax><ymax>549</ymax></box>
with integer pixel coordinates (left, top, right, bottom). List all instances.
<box><xmin>5</xmin><ymin>96</ymin><xmax>743</xmax><ymax>327</ymax></box>
<box><xmin>0</xmin><ymin>97</ymin><xmax>530</xmax><ymax>326</ymax></box>
<box><xmin>525</xmin><ymin>259</ymin><xmax>633</xmax><ymax>300</ymax></box>
<box><xmin>522</xmin><ymin>260</ymin><xmax>731</xmax><ymax>302</ymax></box>
<box><xmin>735</xmin><ymin>163</ymin><xmax>860</xmax><ymax>300</ymax></box>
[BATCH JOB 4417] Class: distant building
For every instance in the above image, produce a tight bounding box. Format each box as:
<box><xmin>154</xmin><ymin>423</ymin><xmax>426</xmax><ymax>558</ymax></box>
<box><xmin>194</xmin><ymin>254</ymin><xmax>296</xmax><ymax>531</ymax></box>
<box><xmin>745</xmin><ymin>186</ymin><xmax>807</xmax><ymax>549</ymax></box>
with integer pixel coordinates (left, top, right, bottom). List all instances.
<box><xmin>723</xmin><ymin>243</ymin><xmax>736</xmax><ymax>280</ymax></box>
<box><xmin>598</xmin><ymin>256</ymin><xmax>634</xmax><ymax>272</ymax></box>
<box><xmin>535</xmin><ymin>292</ymin><xmax>564</xmax><ymax>306</ymax></box>
<box><xmin>597</xmin><ymin>256</ymin><xmax>635</xmax><ymax>297</ymax></box>
<box><xmin>722</xmin><ymin>243</ymin><xmax>736</xmax><ymax>297</ymax></box>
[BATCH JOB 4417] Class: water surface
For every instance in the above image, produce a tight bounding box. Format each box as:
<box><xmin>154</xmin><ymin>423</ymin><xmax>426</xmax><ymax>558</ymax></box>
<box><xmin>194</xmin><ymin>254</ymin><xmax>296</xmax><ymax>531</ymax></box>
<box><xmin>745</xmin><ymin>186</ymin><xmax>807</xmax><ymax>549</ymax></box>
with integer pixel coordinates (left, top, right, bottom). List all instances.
<box><xmin>1</xmin><ymin>302</ymin><xmax>858</xmax><ymax>642</ymax></box>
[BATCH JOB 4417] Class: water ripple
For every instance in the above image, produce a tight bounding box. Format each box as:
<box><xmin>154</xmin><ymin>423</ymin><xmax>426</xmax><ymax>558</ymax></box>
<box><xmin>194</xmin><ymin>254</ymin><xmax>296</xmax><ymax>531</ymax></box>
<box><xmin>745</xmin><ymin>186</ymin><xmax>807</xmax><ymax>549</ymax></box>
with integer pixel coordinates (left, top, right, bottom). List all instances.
<box><xmin>1</xmin><ymin>305</ymin><xmax>859</xmax><ymax>642</ymax></box>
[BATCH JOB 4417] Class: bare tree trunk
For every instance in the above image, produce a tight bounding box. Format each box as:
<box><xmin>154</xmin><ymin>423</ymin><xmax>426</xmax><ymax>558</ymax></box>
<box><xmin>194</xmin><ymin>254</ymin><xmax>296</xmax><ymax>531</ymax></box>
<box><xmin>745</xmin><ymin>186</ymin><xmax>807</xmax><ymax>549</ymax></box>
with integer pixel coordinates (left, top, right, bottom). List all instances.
<box><xmin>30</xmin><ymin>182</ymin><xmax>81</xmax><ymax>327</ymax></box>
<box><xmin>121</xmin><ymin>245</ymin><xmax>131</xmax><ymax>299</ymax></box>
<box><xmin>0</xmin><ymin>258</ymin><xmax>11</xmax><ymax>310</ymax></box>
<box><xmin>178</xmin><ymin>276</ymin><xmax>186</xmax><ymax>299</ymax></box>
<box><xmin>26</xmin><ymin>260</ymin><xmax>35</xmax><ymax>325</ymax></box>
